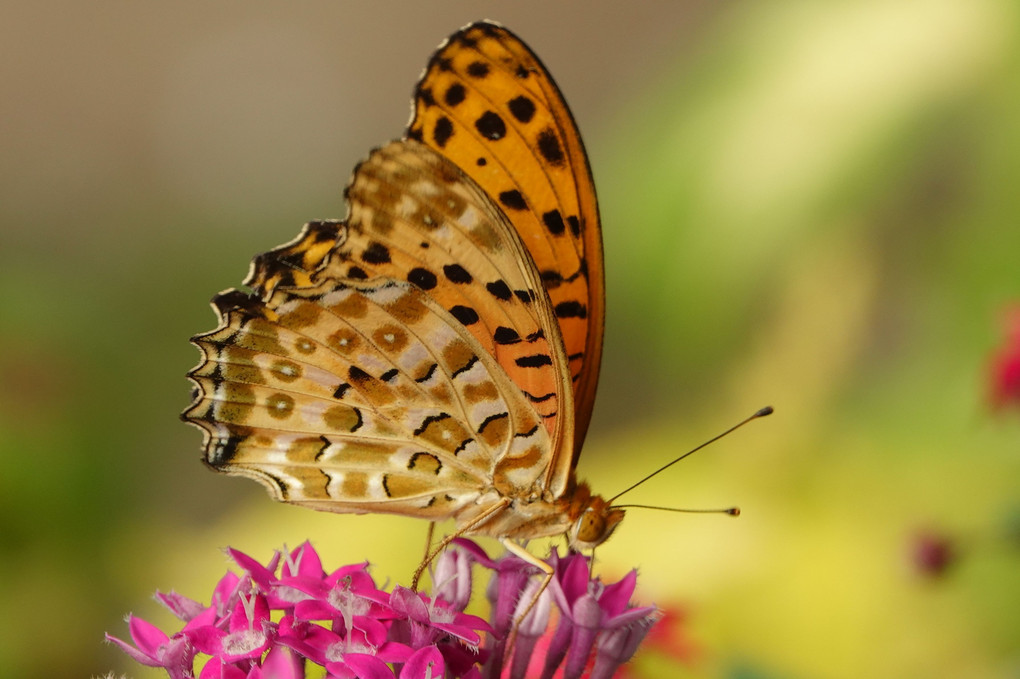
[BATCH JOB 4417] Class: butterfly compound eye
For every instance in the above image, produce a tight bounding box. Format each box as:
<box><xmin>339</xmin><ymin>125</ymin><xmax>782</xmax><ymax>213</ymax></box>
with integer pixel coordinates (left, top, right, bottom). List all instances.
<box><xmin>576</xmin><ymin>509</ymin><xmax>606</xmax><ymax>543</ymax></box>
<box><xmin>570</xmin><ymin>504</ymin><xmax>626</xmax><ymax>551</ymax></box>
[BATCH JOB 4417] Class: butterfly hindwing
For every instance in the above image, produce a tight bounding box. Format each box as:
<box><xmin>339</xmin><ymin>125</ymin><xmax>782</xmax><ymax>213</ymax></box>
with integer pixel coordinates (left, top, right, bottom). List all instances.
<box><xmin>186</xmin><ymin>274</ymin><xmax>555</xmax><ymax>519</ymax></box>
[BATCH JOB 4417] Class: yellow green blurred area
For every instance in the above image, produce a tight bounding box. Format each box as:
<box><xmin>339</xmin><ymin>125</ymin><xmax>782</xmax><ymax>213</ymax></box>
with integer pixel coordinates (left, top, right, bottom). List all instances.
<box><xmin>1</xmin><ymin>1</ymin><xmax>1018</xmax><ymax>677</ymax></box>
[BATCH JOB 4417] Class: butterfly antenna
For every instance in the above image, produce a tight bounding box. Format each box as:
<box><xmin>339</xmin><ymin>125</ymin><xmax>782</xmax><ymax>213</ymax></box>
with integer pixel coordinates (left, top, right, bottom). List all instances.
<box><xmin>611</xmin><ymin>504</ymin><xmax>741</xmax><ymax>515</ymax></box>
<box><xmin>608</xmin><ymin>406</ymin><xmax>773</xmax><ymax>504</ymax></box>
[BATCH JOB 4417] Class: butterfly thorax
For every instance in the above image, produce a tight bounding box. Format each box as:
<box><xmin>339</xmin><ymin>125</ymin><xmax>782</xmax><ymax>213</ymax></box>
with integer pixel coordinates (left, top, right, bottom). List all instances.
<box><xmin>463</xmin><ymin>480</ymin><xmax>625</xmax><ymax>552</ymax></box>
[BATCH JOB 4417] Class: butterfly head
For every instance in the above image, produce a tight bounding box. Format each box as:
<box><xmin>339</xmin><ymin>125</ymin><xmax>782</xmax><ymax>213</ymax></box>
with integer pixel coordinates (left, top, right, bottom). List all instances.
<box><xmin>565</xmin><ymin>484</ymin><xmax>626</xmax><ymax>552</ymax></box>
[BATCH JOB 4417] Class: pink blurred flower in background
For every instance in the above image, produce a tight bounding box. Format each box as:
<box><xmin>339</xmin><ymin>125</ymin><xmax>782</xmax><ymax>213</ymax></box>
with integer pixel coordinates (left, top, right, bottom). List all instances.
<box><xmin>988</xmin><ymin>305</ymin><xmax>1020</xmax><ymax>410</ymax></box>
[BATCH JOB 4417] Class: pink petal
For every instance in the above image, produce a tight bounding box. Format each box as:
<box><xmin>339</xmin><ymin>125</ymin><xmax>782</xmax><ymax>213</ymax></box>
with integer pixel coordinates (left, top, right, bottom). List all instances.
<box><xmin>598</xmin><ymin>570</ymin><xmax>638</xmax><ymax>617</ymax></box>
<box><xmin>286</xmin><ymin>542</ymin><xmax>324</xmax><ymax>578</ymax></box>
<box><xmin>105</xmin><ymin>632</ymin><xmax>161</xmax><ymax>667</ymax></box>
<box><xmin>450</xmin><ymin>537</ymin><xmax>494</xmax><ymax>566</ymax></box>
<box><xmin>376</xmin><ymin>641</ymin><xmax>416</xmax><ymax>664</ymax></box>
<box><xmin>211</xmin><ymin>572</ymin><xmax>243</xmax><ymax>617</ymax></box>
<box><xmin>182</xmin><ymin>606</ymin><xmax>219</xmax><ymax>635</ymax></box>
<box><xmin>335</xmin><ymin>653</ymin><xmax>395</xmax><ymax>679</ymax></box>
<box><xmin>157</xmin><ymin>590</ymin><xmax>207</xmax><ymax>622</ymax></box>
<box><xmin>605</xmin><ymin>604</ymin><xmax>659</xmax><ymax>629</ymax></box>
<box><xmin>325</xmin><ymin>561</ymin><xmax>372</xmax><ymax>584</ymax></box>
<box><xmin>228</xmin><ymin>594</ymin><xmax>271</xmax><ymax>634</ymax></box>
<box><xmin>258</xmin><ymin>645</ymin><xmax>305</xmax><ymax>679</ymax></box>
<box><xmin>558</xmin><ymin>555</ymin><xmax>591</xmax><ymax>605</ymax></box>
<box><xmin>354</xmin><ymin>616</ymin><xmax>390</xmax><ymax>646</ymax></box>
<box><xmin>190</xmin><ymin>625</ymin><xmax>228</xmax><ymax>655</ymax></box>
<box><xmin>399</xmin><ymin>646</ymin><xmax>445</xmax><ymax>679</ymax></box>
<box><xmin>128</xmin><ymin>615</ymin><xmax>170</xmax><ymax>654</ymax></box>
<box><xmin>293</xmin><ymin>599</ymin><xmax>337</xmax><ymax>621</ymax></box>
<box><xmin>199</xmin><ymin>657</ymin><xmax>247</xmax><ymax>679</ymax></box>
<box><xmin>389</xmin><ymin>587</ymin><xmax>430</xmax><ymax>623</ymax></box>
<box><xmin>230</xmin><ymin>549</ymin><xmax>279</xmax><ymax>589</ymax></box>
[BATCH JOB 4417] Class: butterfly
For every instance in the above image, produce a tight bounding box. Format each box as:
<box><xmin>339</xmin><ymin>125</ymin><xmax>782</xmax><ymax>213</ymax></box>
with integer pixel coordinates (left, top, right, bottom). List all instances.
<box><xmin>184</xmin><ymin>21</ymin><xmax>623</xmax><ymax>576</ymax></box>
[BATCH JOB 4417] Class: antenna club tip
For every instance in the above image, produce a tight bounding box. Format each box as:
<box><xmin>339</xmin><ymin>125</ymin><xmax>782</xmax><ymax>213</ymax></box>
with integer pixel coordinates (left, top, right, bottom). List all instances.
<box><xmin>755</xmin><ymin>406</ymin><xmax>774</xmax><ymax>418</ymax></box>
<box><xmin>728</xmin><ymin>507</ymin><xmax>741</xmax><ymax>517</ymax></box>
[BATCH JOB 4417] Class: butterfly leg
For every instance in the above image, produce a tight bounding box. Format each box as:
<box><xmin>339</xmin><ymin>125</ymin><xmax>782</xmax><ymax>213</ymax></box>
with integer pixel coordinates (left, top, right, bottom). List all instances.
<box><xmin>410</xmin><ymin>498</ymin><xmax>511</xmax><ymax>590</ymax></box>
<box><xmin>422</xmin><ymin>521</ymin><xmax>436</xmax><ymax>564</ymax></box>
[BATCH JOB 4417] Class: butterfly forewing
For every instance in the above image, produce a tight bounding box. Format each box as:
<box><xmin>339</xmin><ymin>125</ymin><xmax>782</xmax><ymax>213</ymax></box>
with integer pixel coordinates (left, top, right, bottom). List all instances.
<box><xmin>408</xmin><ymin>22</ymin><xmax>604</xmax><ymax>458</ymax></box>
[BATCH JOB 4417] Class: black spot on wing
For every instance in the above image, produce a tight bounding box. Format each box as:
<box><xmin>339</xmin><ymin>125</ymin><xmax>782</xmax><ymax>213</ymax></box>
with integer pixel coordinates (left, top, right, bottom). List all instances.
<box><xmin>514</xmin><ymin>289</ymin><xmax>535</xmax><ymax>304</ymax></box>
<box><xmin>515</xmin><ymin>354</ymin><xmax>553</xmax><ymax>368</ymax></box>
<box><xmin>408</xmin><ymin>267</ymin><xmax>438</xmax><ymax>290</ymax></box>
<box><xmin>450</xmin><ymin>305</ymin><xmax>479</xmax><ymax>326</ymax></box>
<box><xmin>414</xmin><ymin>363</ymin><xmax>438</xmax><ymax>383</ymax></box>
<box><xmin>433</xmin><ymin>117</ymin><xmax>454</xmax><ymax>148</ymax></box>
<box><xmin>542</xmin><ymin>209</ymin><xmax>566</xmax><ymax>235</ymax></box>
<box><xmin>443</xmin><ymin>263</ymin><xmax>472</xmax><ymax>284</ymax></box>
<box><xmin>207</xmin><ymin>434</ymin><xmax>244</xmax><ymax>467</ymax></box>
<box><xmin>478</xmin><ymin>411</ymin><xmax>509</xmax><ymax>434</ymax></box>
<box><xmin>451</xmin><ymin>355</ymin><xmax>479</xmax><ymax>379</ymax></box>
<box><xmin>486</xmin><ymin>280</ymin><xmax>512</xmax><ymax>301</ymax></box>
<box><xmin>555</xmin><ymin>301</ymin><xmax>587</xmax><ymax>319</ymax></box>
<box><xmin>417</xmin><ymin>86</ymin><xmax>436</xmax><ymax>108</ymax></box>
<box><xmin>568</xmin><ymin>216</ymin><xmax>581</xmax><ymax>237</ymax></box>
<box><xmin>380</xmin><ymin>368</ymin><xmax>399</xmax><ymax>383</ymax></box>
<box><xmin>414</xmin><ymin>413</ymin><xmax>451</xmax><ymax>436</ymax></box>
<box><xmin>540</xmin><ymin>260</ymin><xmax>588</xmax><ymax>288</ymax></box>
<box><xmin>476</xmin><ymin>111</ymin><xmax>506</xmax><ymax>140</ymax></box>
<box><xmin>349</xmin><ymin>366</ymin><xmax>372</xmax><ymax>383</ymax></box>
<box><xmin>514</xmin><ymin>423</ymin><xmax>541</xmax><ymax>438</ymax></box>
<box><xmin>507</xmin><ymin>95</ymin><xmax>536</xmax><ymax>123</ymax></box>
<box><xmin>444</xmin><ymin>83</ymin><xmax>466</xmax><ymax>106</ymax></box>
<box><xmin>466</xmin><ymin>61</ymin><xmax>489</xmax><ymax>78</ymax></box>
<box><xmin>498</xmin><ymin>190</ymin><xmax>527</xmax><ymax>211</ymax></box>
<box><xmin>537</xmin><ymin>128</ymin><xmax>565</xmax><ymax>166</ymax></box>
<box><xmin>361</xmin><ymin>242</ymin><xmax>391</xmax><ymax>265</ymax></box>
<box><xmin>493</xmin><ymin>327</ymin><xmax>521</xmax><ymax>345</ymax></box>
<box><xmin>405</xmin><ymin>452</ymin><xmax>442</xmax><ymax>473</ymax></box>
<box><xmin>314</xmin><ymin>435</ymin><xmax>330</xmax><ymax>461</ymax></box>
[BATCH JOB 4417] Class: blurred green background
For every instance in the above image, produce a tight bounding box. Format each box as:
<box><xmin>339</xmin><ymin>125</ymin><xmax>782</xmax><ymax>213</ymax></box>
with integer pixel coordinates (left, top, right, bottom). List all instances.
<box><xmin>2</xmin><ymin>1</ymin><xmax>1018</xmax><ymax>677</ymax></box>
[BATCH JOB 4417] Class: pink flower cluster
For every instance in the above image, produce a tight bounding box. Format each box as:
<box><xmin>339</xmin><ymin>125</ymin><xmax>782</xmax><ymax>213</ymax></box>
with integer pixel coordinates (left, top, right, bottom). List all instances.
<box><xmin>107</xmin><ymin>539</ymin><xmax>658</xmax><ymax>679</ymax></box>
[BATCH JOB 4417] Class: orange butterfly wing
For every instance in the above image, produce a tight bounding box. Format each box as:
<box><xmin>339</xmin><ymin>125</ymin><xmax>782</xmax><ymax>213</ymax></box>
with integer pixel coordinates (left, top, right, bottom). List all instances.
<box><xmin>407</xmin><ymin>21</ymin><xmax>604</xmax><ymax>463</ymax></box>
<box><xmin>184</xmin><ymin>23</ymin><xmax>620</xmax><ymax>546</ymax></box>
